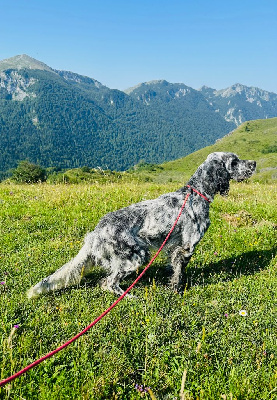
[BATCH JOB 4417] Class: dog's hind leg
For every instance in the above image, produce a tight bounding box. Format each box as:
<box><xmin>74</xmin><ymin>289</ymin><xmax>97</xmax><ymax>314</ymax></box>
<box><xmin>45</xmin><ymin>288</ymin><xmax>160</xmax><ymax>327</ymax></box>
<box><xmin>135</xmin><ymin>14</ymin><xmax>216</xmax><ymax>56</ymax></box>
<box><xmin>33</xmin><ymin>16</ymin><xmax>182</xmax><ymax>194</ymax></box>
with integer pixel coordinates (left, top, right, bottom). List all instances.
<box><xmin>27</xmin><ymin>243</ymin><xmax>94</xmax><ymax>298</ymax></box>
<box><xmin>169</xmin><ymin>246</ymin><xmax>192</xmax><ymax>292</ymax></box>
<box><xmin>100</xmin><ymin>269</ymin><xmax>128</xmax><ymax>297</ymax></box>
<box><xmin>100</xmin><ymin>251</ymin><xmax>147</xmax><ymax>297</ymax></box>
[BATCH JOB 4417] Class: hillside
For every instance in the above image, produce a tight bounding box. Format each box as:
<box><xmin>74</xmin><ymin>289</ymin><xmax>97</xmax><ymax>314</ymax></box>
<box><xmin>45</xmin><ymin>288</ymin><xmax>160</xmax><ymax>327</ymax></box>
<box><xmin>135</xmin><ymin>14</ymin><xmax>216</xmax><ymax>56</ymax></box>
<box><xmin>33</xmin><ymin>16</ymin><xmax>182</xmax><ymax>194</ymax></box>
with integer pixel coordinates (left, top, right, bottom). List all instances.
<box><xmin>1</xmin><ymin>55</ymin><xmax>277</xmax><ymax>178</ymax></box>
<box><xmin>0</xmin><ymin>55</ymin><xmax>233</xmax><ymax>177</ymax></box>
<box><xmin>142</xmin><ymin>118</ymin><xmax>277</xmax><ymax>184</ymax></box>
<box><xmin>124</xmin><ymin>80</ymin><xmax>233</xmax><ymax>146</ymax></box>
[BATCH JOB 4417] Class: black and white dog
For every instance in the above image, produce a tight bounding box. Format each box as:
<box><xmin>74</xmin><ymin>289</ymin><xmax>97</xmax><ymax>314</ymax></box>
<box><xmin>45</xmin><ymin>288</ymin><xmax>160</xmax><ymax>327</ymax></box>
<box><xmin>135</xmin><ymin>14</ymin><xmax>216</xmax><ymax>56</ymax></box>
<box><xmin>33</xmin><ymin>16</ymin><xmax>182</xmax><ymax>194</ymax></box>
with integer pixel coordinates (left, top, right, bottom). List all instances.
<box><xmin>27</xmin><ymin>152</ymin><xmax>256</xmax><ymax>298</ymax></box>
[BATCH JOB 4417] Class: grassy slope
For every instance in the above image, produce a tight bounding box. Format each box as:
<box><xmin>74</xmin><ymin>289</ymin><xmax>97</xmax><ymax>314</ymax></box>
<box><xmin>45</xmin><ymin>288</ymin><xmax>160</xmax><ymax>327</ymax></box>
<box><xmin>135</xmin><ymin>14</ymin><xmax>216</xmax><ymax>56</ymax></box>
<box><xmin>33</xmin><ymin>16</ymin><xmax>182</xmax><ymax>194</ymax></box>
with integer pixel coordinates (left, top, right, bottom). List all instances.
<box><xmin>0</xmin><ymin>181</ymin><xmax>276</xmax><ymax>399</ymax></box>
<box><xmin>0</xmin><ymin>117</ymin><xmax>277</xmax><ymax>399</ymax></box>
<box><xmin>147</xmin><ymin>117</ymin><xmax>277</xmax><ymax>184</ymax></box>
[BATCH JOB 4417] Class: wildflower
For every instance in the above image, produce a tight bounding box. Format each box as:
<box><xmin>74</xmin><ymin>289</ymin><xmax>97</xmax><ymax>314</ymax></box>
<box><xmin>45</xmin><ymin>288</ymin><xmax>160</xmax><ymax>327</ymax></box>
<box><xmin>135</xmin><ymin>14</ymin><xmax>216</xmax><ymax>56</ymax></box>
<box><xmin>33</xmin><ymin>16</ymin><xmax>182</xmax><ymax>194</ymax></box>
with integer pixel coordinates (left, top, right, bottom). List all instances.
<box><xmin>135</xmin><ymin>384</ymin><xmax>151</xmax><ymax>393</ymax></box>
<box><xmin>14</xmin><ymin>324</ymin><xmax>19</xmax><ymax>329</ymax></box>
<box><xmin>224</xmin><ymin>313</ymin><xmax>228</xmax><ymax>318</ymax></box>
<box><xmin>0</xmin><ymin>281</ymin><xmax>5</xmax><ymax>285</ymax></box>
<box><xmin>239</xmin><ymin>310</ymin><xmax>248</xmax><ymax>317</ymax></box>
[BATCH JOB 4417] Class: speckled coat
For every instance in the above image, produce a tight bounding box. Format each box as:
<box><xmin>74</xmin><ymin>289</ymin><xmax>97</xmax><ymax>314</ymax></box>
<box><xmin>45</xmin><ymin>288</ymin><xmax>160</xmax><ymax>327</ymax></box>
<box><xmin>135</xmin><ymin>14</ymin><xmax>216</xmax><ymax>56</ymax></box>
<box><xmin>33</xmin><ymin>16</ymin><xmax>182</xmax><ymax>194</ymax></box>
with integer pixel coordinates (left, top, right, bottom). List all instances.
<box><xmin>27</xmin><ymin>152</ymin><xmax>256</xmax><ymax>298</ymax></box>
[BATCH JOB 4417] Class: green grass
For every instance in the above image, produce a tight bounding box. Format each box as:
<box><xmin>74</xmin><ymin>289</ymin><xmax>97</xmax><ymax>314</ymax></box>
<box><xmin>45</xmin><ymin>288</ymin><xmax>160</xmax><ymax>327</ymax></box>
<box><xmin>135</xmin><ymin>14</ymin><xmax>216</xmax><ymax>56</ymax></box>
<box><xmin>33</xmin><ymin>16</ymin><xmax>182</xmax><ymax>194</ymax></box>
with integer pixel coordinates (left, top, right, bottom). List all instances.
<box><xmin>0</xmin><ymin>181</ymin><xmax>276</xmax><ymax>399</ymax></box>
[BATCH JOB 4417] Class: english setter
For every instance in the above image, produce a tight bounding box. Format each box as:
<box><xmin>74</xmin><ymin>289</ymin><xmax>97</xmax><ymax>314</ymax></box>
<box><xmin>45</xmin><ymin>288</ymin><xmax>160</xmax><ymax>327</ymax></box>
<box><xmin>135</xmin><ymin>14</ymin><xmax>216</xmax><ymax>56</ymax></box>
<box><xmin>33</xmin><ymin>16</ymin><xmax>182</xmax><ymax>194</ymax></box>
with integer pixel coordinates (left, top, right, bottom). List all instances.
<box><xmin>27</xmin><ymin>152</ymin><xmax>256</xmax><ymax>298</ymax></box>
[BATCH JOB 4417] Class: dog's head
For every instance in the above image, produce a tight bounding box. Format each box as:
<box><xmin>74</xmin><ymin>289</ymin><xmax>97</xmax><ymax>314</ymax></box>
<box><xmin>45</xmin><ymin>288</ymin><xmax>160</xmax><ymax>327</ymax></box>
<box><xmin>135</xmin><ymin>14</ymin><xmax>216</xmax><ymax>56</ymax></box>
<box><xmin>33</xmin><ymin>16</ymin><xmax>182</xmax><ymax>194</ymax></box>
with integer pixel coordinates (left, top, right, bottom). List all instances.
<box><xmin>205</xmin><ymin>152</ymin><xmax>256</xmax><ymax>195</ymax></box>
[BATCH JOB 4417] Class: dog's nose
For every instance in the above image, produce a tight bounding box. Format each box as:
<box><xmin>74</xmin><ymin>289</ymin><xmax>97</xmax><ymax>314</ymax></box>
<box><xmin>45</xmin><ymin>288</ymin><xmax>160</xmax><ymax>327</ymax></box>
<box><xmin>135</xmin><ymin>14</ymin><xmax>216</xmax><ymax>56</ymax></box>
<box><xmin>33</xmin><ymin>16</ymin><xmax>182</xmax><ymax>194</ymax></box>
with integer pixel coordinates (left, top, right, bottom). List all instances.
<box><xmin>248</xmin><ymin>160</ymin><xmax>256</xmax><ymax>170</ymax></box>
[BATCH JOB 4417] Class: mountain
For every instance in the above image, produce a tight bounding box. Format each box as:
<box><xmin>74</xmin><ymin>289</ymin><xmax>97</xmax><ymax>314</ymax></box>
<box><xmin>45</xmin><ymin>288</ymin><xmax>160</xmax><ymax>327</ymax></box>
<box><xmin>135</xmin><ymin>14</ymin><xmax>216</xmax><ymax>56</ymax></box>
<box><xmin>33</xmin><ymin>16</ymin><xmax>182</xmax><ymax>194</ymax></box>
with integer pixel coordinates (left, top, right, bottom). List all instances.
<box><xmin>199</xmin><ymin>84</ymin><xmax>277</xmax><ymax>126</ymax></box>
<box><xmin>126</xmin><ymin>81</ymin><xmax>277</xmax><ymax>128</ymax></box>
<box><xmin>0</xmin><ymin>54</ymin><xmax>277</xmax><ymax>178</ymax></box>
<box><xmin>0</xmin><ymin>55</ymin><xmax>233</xmax><ymax>177</ymax></box>
<box><xmin>124</xmin><ymin>79</ymin><xmax>234</xmax><ymax>145</ymax></box>
<box><xmin>0</xmin><ymin>54</ymin><xmax>54</xmax><ymax>73</ymax></box>
<box><xmin>0</xmin><ymin>56</ymin><xmax>164</xmax><ymax>175</ymax></box>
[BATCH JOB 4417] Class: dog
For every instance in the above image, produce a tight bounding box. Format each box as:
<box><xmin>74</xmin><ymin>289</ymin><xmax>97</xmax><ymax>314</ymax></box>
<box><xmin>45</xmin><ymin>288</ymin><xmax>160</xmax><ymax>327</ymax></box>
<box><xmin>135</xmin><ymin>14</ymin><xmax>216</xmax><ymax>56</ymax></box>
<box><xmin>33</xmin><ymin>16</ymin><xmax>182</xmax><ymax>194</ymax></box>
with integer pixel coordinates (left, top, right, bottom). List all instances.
<box><xmin>27</xmin><ymin>152</ymin><xmax>256</xmax><ymax>298</ymax></box>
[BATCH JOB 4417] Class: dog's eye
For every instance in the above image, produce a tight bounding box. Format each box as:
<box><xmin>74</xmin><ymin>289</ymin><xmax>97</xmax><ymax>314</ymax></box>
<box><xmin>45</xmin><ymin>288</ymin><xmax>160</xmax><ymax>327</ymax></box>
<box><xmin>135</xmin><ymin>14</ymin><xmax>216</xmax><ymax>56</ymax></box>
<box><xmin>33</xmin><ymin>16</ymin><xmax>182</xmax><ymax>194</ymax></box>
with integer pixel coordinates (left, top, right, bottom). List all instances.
<box><xmin>231</xmin><ymin>159</ymin><xmax>238</xmax><ymax>168</ymax></box>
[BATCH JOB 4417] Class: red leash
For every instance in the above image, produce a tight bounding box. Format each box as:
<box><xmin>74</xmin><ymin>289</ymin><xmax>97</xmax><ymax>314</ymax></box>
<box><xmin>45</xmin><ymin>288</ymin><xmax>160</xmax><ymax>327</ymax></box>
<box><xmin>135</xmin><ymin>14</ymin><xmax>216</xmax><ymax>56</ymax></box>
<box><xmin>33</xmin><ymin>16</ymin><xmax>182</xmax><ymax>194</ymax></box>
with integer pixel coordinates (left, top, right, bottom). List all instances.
<box><xmin>186</xmin><ymin>185</ymin><xmax>211</xmax><ymax>203</ymax></box>
<box><xmin>0</xmin><ymin>187</ymin><xmax>208</xmax><ymax>388</ymax></box>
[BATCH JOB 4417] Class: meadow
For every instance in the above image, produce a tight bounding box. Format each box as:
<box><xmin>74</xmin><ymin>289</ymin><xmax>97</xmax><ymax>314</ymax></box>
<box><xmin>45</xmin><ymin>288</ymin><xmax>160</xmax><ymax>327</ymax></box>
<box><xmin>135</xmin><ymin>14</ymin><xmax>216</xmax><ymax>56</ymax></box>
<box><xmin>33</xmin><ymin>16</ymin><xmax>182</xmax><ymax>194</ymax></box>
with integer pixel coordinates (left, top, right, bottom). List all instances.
<box><xmin>0</xmin><ymin>180</ymin><xmax>276</xmax><ymax>399</ymax></box>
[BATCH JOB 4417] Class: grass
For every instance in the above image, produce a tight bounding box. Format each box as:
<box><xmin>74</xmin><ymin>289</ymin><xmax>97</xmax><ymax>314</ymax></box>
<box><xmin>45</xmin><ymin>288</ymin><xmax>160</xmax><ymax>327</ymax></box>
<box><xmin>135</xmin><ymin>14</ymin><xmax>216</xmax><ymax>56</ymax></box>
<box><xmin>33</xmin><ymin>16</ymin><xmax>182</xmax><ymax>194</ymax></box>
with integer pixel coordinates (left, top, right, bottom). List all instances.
<box><xmin>0</xmin><ymin>180</ymin><xmax>276</xmax><ymax>399</ymax></box>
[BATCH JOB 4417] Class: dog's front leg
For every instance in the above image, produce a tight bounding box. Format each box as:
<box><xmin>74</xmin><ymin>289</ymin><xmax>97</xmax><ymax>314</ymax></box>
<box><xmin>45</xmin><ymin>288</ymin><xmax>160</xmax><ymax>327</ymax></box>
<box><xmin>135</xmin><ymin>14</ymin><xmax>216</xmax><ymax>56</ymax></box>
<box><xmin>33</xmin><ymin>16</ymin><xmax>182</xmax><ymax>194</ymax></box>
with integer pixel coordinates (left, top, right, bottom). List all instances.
<box><xmin>169</xmin><ymin>245</ymin><xmax>192</xmax><ymax>292</ymax></box>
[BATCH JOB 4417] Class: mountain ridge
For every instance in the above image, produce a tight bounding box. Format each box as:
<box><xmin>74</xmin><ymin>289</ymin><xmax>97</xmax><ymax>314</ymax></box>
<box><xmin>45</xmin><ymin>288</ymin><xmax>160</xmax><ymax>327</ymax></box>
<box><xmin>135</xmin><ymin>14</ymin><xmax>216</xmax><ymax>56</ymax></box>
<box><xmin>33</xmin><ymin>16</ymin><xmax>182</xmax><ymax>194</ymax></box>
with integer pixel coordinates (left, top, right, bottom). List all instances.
<box><xmin>3</xmin><ymin>55</ymin><xmax>276</xmax><ymax>101</ymax></box>
<box><xmin>0</xmin><ymin>54</ymin><xmax>277</xmax><ymax>178</ymax></box>
<box><xmin>198</xmin><ymin>83</ymin><xmax>277</xmax><ymax>126</ymax></box>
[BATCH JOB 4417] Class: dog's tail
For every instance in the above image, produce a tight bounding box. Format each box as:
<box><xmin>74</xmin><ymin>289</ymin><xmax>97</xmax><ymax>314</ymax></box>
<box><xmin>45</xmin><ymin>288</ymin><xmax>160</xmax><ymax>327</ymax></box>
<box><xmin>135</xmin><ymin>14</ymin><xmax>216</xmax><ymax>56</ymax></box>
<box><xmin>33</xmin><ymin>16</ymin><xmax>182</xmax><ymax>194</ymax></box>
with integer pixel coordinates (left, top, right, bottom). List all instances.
<box><xmin>27</xmin><ymin>243</ymin><xmax>94</xmax><ymax>299</ymax></box>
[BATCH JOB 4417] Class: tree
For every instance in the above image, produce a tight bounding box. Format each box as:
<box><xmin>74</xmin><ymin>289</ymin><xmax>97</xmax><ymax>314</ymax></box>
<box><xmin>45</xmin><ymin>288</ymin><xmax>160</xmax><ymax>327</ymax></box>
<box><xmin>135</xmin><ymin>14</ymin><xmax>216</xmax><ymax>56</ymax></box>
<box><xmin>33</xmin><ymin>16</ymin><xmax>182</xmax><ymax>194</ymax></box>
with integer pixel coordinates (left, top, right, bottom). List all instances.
<box><xmin>11</xmin><ymin>160</ymin><xmax>46</xmax><ymax>183</ymax></box>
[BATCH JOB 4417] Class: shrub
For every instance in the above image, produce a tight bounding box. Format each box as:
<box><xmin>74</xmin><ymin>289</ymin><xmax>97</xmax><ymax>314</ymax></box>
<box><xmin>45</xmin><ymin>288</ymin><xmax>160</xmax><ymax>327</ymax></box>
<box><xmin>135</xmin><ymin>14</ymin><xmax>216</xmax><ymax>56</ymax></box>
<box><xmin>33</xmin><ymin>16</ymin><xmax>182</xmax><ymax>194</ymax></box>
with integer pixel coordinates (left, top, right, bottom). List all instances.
<box><xmin>11</xmin><ymin>160</ymin><xmax>46</xmax><ymax>183</ymax></box>
<box><xmin>261</xmin><ymin>145</ymin><xmax>277</xmax><ymax>154</ymax></box>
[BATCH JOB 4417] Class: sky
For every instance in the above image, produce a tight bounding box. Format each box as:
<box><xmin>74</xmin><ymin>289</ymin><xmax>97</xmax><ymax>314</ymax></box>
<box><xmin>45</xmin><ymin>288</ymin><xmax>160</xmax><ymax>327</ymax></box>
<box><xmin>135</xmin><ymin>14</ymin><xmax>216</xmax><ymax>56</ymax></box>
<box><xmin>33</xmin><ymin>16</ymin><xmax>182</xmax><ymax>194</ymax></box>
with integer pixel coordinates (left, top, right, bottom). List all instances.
<box><xmin>1</xmin><ymin>0</ymin><xmax>277</xmax><ymax>92</ymax></box>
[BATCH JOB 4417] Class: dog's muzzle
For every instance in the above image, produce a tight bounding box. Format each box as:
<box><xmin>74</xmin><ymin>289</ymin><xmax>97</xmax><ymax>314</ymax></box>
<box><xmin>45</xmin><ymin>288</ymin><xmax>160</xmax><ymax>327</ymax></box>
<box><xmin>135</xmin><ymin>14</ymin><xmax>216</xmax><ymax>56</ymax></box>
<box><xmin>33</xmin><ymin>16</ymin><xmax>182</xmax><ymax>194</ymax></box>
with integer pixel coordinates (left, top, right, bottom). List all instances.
<box><xmin>248</xmin><ymin>160</ymin><xmax>256</xmax><ymax>171</ymax></box>
<box><xmin>235</xmin><ymin>160</ymin><xmax>257</xmax><ymax>181</ymax></box>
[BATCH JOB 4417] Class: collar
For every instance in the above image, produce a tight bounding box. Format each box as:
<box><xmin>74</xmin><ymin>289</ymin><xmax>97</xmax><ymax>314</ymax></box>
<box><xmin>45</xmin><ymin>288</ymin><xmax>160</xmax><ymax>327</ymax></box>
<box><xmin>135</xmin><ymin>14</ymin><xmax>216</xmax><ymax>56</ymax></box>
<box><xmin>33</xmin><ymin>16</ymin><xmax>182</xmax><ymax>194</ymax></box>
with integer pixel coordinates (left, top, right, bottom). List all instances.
<box><xmin>186</xmin><ymin>185</ymin><xmax>211</xmax><ymax>203</ymax></box>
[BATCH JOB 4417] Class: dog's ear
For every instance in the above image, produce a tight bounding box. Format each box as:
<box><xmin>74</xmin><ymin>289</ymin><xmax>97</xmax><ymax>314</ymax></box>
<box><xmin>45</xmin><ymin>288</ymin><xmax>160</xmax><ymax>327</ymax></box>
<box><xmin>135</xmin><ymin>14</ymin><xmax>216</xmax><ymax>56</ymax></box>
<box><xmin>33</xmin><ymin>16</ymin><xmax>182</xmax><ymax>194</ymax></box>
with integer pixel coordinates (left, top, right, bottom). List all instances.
<box><xmin>217</xmin><ymin>165</ymin><xmax>230</xmax><ymax>196</ymax></box>
<box><xmin>205</xmin><ymin>159</ymin><xmax>230</xmax><ymax>196</ymax></box>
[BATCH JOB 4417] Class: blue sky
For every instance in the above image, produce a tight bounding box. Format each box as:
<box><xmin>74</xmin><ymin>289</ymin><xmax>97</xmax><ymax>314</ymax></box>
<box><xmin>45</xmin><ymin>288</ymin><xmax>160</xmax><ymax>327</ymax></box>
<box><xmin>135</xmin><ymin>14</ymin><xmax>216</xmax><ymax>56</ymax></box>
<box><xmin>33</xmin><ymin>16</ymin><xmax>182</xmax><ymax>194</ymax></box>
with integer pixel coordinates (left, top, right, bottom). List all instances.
<box><xmin>1</xmin><ymin>0</ymin><xmax>276</xmax><ymax>92</ymax></box>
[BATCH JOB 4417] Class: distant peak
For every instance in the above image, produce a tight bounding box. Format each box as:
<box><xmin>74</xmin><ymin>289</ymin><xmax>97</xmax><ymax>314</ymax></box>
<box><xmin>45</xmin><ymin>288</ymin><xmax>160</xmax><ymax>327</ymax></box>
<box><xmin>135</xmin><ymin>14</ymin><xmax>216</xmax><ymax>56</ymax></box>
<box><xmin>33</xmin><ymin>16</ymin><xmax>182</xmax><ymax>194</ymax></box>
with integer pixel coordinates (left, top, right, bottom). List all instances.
<box><xmin>147</xmin><ymin>79</ymin><xmax>169</xmax><ymax>85</ymax></box>
<box><xmin>0</xmin><ymin>54</ymin><xmax>54</xmax><ymax>72</ymax></box>
<box><xmin>198</xmin><ymin>85</ymin><xmax>216</xmax><ymax>92</ymax></box>
<box><xmin>230</xmin><ymin>83</ymin><xmax>246</xmax><ymax>91</ymax></box>
<box><xmin>124</xmin><ymin>79</ymin><xmax>169</xmax><ymax>93</ymax></box>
